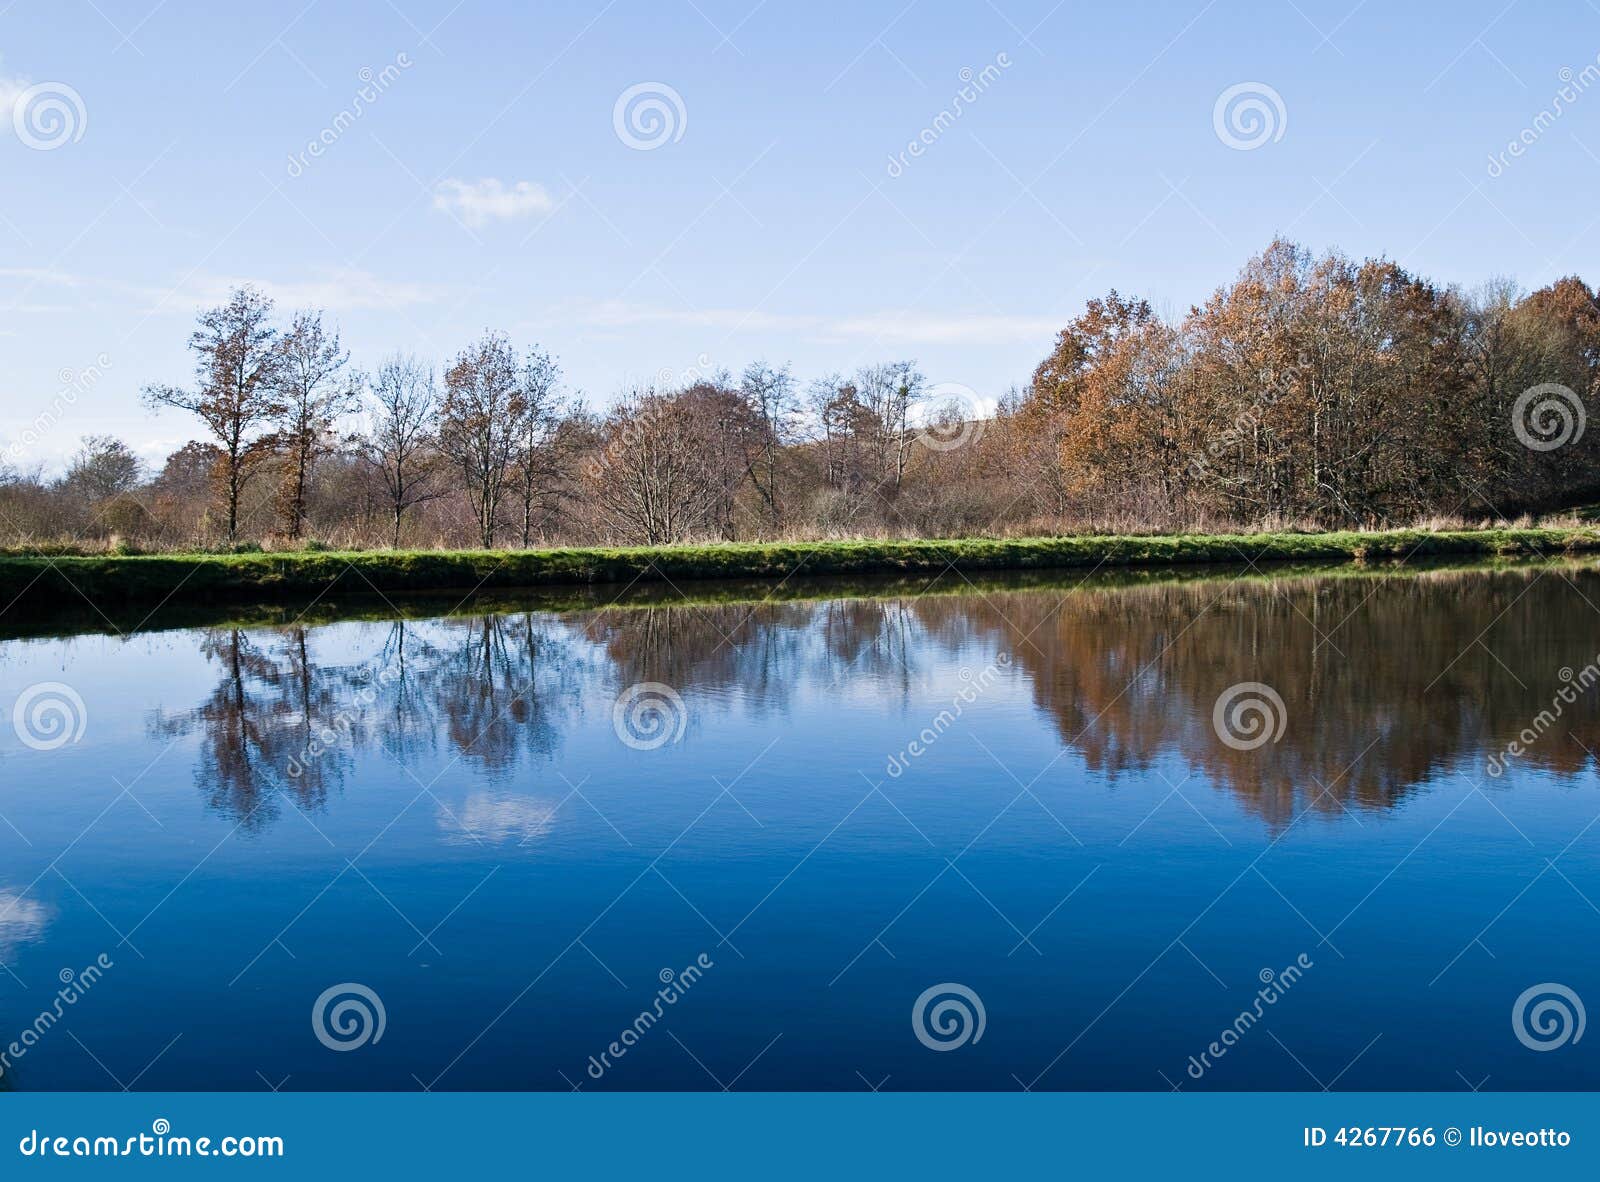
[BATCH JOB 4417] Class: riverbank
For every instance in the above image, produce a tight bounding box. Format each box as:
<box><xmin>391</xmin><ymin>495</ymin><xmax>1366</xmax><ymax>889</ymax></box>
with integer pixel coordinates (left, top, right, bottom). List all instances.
<box><xmin>1</xmin><ymin>527</ymin><xmax>1596</xmax><ymax>616</ymax></box>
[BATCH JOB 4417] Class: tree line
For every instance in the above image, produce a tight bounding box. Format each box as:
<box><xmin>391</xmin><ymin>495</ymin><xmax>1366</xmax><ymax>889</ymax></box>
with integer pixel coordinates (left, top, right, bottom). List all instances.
<box><xmin>4</xmin><ymin>237</ymin><xmax>1598</xmax><ymax>551</ymax></box>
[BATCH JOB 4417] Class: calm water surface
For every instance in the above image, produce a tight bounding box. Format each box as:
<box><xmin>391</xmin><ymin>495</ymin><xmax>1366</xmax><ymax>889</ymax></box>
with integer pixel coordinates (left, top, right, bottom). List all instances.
<box><xmin>1</xmin><ymin>564</ymin><xmax>1597</xmax><ymax>1090</ymax></box>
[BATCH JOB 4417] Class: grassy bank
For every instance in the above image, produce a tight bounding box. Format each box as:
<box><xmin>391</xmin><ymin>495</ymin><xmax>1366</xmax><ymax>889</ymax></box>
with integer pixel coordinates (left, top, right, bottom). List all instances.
<box><xmin>2</xmin><ymin>527</ymin><xmax>1598</xmax><ymax>615</ymax></box>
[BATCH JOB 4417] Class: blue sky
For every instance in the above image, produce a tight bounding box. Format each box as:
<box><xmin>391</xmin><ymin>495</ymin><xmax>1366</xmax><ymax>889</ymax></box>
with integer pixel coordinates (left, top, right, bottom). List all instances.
<box><xmin>4</xmin><ymin>0</ymin><xmax>1600</xmax><ymax>470</ymax></box>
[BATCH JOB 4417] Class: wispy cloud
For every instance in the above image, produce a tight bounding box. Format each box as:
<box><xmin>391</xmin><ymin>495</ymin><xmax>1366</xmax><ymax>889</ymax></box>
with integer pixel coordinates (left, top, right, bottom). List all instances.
<box><xmin>432</xmin><ymin>178</ymin><xmax>554</xmax><ymax>227</ymax></box>
<box><xmin>572</xmin><ymin>300</ymin><xmax>1061</xmax><ymax>347</ymax></box>
<box><xmin>0</xmin><ymin>266</ymin><xmax>446</xmax><ymax>315</ymax></box>
<box><xmin>0</xmin><ymin>62</ymin><xmax>28</xmax><ymax>131</ymax></box>
<box><xmin>189</xmin><ymin>267</ymin><xmax>448</xmax><ymax>312</ymax></box>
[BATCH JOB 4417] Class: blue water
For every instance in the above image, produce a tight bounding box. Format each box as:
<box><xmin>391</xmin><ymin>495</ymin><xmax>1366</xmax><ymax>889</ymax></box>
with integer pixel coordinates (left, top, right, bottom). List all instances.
<box><xmin>0</xmin><ymin>565</ymin><xmax>1596</xmax><ymax>1090</ymax></box>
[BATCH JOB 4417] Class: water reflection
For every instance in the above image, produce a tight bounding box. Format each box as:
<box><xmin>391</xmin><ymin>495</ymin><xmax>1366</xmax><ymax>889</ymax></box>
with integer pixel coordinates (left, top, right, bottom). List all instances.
<box><xmin>0</xmin><ymin>889</ymin><xmax>52</xmax><ymax>961</ymax></box>
<box><xmin>147</xmin><ymin>614</ymin><xmax>597</xmax><ymax>827</ymax></box>
<box><xmin>957</xmin><ymin>567</ymin><xmax>1600</xmax><ymax>826</ymax></box>
<box><xmin>141</xmin><ymin>565</ymin><xmax>1600</xmax><ymax>831</ymax></box>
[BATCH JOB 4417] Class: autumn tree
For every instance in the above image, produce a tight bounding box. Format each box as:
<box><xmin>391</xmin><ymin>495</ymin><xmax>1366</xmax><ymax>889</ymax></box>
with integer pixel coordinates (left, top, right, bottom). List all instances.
<box><xmin>271</xmin><ymin>310</ymin><xmax>359</xmax><ymax>538</ymax></box>
<box><xmin>437</xmin><ymin>332</ymin><xmax>528</xmax><ymax>548</ymax></box>
<box><xmin>142</xmin><ymin>286</ymin><xmax>283</xmax><ymax>541</ymax></box>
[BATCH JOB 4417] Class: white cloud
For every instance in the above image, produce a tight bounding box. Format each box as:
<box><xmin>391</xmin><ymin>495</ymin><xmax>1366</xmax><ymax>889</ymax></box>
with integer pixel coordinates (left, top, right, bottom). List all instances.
<box><xmin>432</xmin><ymin>178</ymin><xmax>554</xmax><ymax>227</ymax></box>
<box><xmin>0</xmin><ymin>64</ymin><xmax>28</xmax><ymax>130</ymax></box>
<box><xmin>438</xmin><ymin>793</ymin><xmax>559</xmax><ymax>845</ymax></box>
<box><xmin>0</xmin><ymin>889</ymin><xmax>51</xmax><ymax>960</ymax></box>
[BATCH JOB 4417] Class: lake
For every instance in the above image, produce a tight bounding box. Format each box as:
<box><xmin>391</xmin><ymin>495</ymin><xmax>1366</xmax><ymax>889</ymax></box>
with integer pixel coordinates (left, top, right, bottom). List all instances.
<box><xmin>0</xmin><ymin>562</ymin><xmax>1596</xmax><ymax>1090</ymax></box>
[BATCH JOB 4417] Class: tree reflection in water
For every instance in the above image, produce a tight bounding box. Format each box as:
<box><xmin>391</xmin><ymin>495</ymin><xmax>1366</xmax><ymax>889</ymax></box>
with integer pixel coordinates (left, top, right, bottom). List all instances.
<box><xmin>149</xmin><ymin>566</ymin><xmax>1600</xmax><ymax>832</ymax></box>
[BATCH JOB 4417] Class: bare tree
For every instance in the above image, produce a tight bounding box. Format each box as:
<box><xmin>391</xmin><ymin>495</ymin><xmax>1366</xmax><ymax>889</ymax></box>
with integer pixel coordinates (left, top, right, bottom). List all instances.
<box><xmin>739</xmin><ymin>360</ymin><xmax>796</xmax><ymax>526</ymax></box>
<box><xmin>437</xmin><ymin>332</ymin><xmax>526</xmax><ymax>548</ymax></box>
<box><xmin>63</xmin><ymin>435</ymin><xmax>143</xmax><ymax>500</ymax></box>
<box><xmin>272</xmin><ymin>310</ymin><xmax>359</xmax><ymax>538</ymax></box>
<box><xmin>142</xmin><ymin>286</ymin><xmax>283</xmax><ymax>541</ymax></box>
<box><xmin>590</xmin><ymin>387</ymin><xmax>723</xmax><ymax>544</ymax></box>
<box><xmin>510</xmin><ymin>348</ymin><xmax>562</xmax><ymax>547</ymax></box>
<box><xmin>365</xmin><ymin>355</ymin><xmax>442</xmax><ymax>548</ymax></box>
